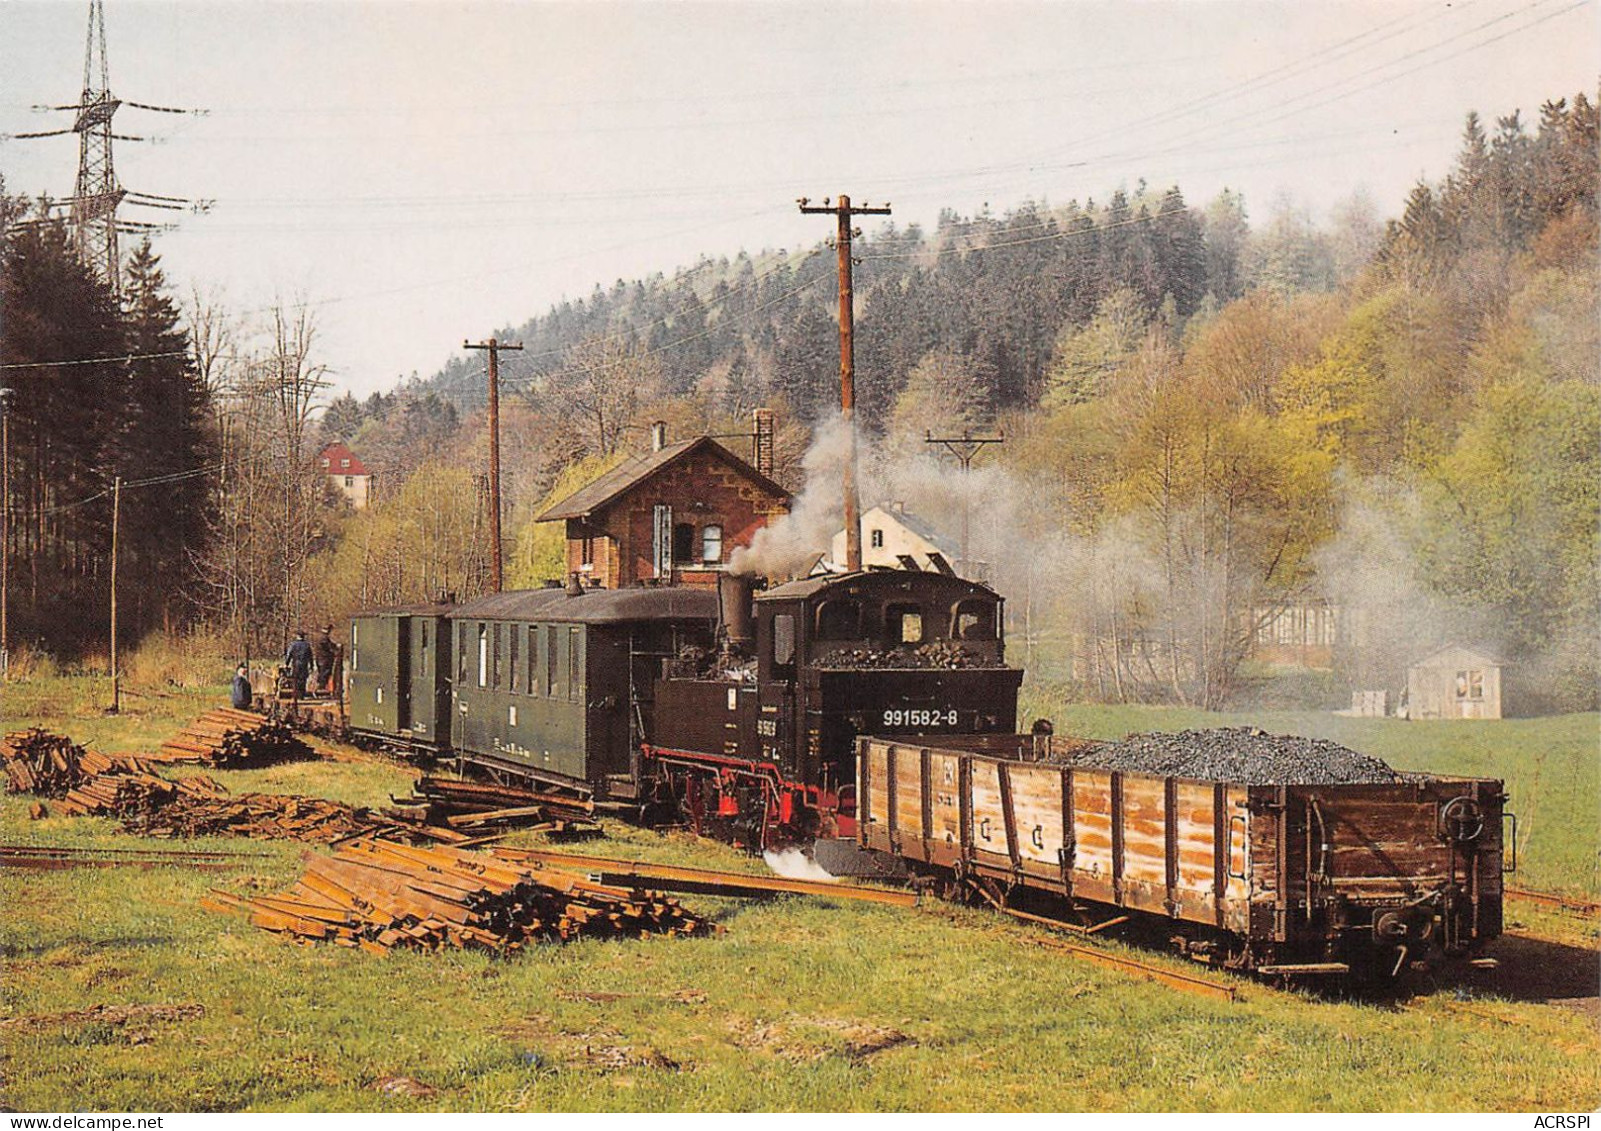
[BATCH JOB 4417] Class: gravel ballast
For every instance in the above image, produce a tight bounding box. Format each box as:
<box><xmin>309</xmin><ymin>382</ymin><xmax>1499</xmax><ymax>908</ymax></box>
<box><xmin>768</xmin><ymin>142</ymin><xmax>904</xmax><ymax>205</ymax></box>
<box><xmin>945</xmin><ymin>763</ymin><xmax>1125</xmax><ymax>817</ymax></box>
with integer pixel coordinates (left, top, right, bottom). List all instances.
<box><xmin>1059</xmin><ymin>727</ymin><xmax>1404</xmax><ymax>785</ymax></box>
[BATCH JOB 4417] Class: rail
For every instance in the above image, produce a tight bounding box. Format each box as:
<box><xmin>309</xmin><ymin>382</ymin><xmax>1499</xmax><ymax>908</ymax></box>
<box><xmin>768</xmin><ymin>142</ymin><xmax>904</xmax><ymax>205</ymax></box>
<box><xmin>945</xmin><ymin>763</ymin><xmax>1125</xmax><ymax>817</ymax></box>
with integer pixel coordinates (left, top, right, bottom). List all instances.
<box><xmin>1504</xmin><ymin>885</ymin><xmax>1601</xmax><ymax>917</ymax></box>
<box><xmin>490</xmin><ymin>847</ymin><xmax>918</xmax><ymax>908</ymax></box>
<box><xmin>2</xmin><ymin>844</ymin><xmax>273</xmax><ymax>870</ymax></box>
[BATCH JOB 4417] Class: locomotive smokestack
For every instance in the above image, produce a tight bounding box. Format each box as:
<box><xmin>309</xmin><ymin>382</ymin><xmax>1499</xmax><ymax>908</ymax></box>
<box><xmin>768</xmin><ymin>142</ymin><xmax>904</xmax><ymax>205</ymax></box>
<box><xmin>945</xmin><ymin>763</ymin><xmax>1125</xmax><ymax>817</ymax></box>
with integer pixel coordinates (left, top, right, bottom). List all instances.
<box><xmin>566</xmin><ymin>572</ymin><xmax>584</xmax><ymax>597</ymax></box>
<box><xmin>718</xmin><ymin>572</ymin><xmax>754</xmax><ymax>652</ymax></box>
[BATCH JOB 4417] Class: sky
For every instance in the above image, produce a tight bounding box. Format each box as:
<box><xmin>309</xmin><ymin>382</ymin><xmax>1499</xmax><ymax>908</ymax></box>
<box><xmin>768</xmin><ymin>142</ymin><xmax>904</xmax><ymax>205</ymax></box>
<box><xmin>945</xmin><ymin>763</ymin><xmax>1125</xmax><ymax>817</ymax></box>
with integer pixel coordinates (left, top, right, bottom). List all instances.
<box><xmin>3</xmin><ymin>0</ymin><xmax>1597</xmax><ymax>398</ymax></box>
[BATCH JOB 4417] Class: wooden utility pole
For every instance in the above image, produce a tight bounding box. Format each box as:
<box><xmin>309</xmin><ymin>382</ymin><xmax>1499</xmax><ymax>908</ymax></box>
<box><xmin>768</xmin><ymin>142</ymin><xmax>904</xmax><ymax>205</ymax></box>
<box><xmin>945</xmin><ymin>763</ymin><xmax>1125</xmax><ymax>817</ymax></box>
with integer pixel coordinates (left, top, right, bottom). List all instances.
<box><xmin>0</xmin><ymin>386</ymin><xmax>13</xmax><ymax>676</ymax></box>
<box><xmin>463</xmin><ymin>337</ymin><xmax>523</xmax><ymax>592</ymax></box>
<box><xmin>799</xmin><ymin>194</ymin><xmax>890</xmax><ymax>572</ymax></box>
<box><xmin>924</xmin><ymin>429</ymin><xmax>1004</xmax><ymax>570</ymax></box>
<box><xmin>109</xmin><ymin>475</ymin><xmax>121</xmax><ymax>713</ymax></box>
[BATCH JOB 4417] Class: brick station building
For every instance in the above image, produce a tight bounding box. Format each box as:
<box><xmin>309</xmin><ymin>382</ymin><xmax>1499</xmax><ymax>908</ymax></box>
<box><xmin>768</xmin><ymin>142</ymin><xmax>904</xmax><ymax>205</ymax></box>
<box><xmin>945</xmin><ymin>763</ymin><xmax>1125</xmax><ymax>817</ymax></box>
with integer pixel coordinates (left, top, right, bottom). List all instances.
<box><xmin>535</xmin><ymin>416</ymin><xmax>789</xmax><ymax>590</ymax></box>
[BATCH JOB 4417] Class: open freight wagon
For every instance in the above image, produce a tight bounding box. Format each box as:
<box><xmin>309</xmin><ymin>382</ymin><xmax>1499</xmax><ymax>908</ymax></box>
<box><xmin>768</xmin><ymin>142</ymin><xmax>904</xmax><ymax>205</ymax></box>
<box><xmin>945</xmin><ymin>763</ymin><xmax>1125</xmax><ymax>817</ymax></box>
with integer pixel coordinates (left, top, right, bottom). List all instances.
<box><xmin>856</xmin><ymin>734</ymin><xmax>1506</xmax><ymax>978</ymax></box>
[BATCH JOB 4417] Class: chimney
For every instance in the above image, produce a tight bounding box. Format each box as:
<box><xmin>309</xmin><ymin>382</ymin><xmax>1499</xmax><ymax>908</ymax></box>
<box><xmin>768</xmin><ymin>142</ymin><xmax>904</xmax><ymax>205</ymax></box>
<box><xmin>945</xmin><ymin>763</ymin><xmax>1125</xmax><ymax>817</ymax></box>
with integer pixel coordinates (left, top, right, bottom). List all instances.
<box><xmin>752</xmin><ymin>407</ymin><xmax>775</xmax><ymax>478</ymax></box>
<box><xmin>650</xmin><ymin>421</ymin><xmax>668</xmax><ymax>452</ymax></box>
<box><xmin>566</xmin><ymin>572</ymin><xmax>584</xmax><ymax>597</ymax></box>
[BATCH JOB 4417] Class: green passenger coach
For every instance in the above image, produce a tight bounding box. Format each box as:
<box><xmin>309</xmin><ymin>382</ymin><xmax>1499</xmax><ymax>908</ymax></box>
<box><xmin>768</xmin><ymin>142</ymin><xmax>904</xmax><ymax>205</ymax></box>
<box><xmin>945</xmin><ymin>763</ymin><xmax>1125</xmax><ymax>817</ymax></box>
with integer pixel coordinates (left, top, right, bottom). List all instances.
<box><xmin>444</xmin><ymin>586</ymin><xmax>718</xmax><ymax>796</ymax></box>
<box><xmin>348</xmin><ymin>601</ymin><xmax>455</xmax><ymax>749</ymax></box>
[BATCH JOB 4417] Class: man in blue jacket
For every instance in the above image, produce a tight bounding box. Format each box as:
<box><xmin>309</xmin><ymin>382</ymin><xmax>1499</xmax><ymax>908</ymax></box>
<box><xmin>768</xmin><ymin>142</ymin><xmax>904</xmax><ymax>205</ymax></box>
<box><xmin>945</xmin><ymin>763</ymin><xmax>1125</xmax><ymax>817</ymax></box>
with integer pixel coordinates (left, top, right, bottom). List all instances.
<box><xmin>230</xmin><ymin>664</ymin><xmax>253</xmax><ymax>710</ymax></box>
<box><xmin>284</xmin><ymin>631</ymin><xmax>313</xmax><ymax>697</ymax></box>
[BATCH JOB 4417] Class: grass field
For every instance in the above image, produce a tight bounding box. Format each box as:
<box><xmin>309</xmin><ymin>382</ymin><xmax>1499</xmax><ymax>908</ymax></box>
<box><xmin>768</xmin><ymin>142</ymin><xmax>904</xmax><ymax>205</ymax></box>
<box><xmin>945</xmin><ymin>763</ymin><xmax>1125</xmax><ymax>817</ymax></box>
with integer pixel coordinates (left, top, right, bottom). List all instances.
<box><xmin>2</xmin><ymin>675</ymin><xmax>1598</xmax><ymax>1112</ymax></box>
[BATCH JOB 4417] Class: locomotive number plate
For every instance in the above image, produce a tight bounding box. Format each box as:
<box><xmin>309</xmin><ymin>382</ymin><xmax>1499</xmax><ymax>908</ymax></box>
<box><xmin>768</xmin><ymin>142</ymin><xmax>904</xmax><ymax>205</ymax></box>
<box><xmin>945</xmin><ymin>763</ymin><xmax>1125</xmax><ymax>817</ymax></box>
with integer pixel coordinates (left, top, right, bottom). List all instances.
<box><xmin>883</xmin><ymin>708</ymin><xmax>959</xmax><ymax>728</ymax></box>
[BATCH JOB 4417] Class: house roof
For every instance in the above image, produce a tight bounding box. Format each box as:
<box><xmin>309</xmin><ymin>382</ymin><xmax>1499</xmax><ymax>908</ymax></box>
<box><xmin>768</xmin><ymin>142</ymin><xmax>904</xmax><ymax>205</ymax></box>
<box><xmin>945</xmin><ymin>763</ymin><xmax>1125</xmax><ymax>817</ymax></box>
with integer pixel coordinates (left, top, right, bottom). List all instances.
<box><xmin>1410</xmin><ymin>643</ymin><xmax>1504</xmax><ymax>669</ymax></box>
<box><xmin>860</xmin><ymin>504</ymin><xmax>958</xmax><ymax>556</ymax></box>
<box><xmin>319</xmin><ymin>442</ymin><xmax>371</xmax><ymax>477</ymax></box>
<box><xmin>535</xmin><ymin>436</ymin><xmax>789</xmax><ymax>522</ymax></box>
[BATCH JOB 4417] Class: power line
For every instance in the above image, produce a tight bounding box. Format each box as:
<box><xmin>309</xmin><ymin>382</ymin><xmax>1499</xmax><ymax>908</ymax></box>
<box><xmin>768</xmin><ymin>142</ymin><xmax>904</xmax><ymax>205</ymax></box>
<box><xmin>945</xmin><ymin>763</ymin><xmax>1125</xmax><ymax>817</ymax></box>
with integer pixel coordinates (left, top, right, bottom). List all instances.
<box><xmin>0</xmin><ymin>349</ymin><xmax>191</xmax><ymax>370</ymax></box>
<box><xmin>41</xmin><ymin>462</ymin><xmax>222</xmax><ymax>516</ymax></box>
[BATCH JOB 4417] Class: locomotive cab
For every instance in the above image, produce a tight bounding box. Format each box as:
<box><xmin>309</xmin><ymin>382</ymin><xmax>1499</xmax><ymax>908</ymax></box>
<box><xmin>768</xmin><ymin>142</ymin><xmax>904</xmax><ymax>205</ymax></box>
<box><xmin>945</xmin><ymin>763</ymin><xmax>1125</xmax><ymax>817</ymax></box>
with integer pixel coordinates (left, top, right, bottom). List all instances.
<box><xmin>647</xmin><ymin>567</ymin><xmax>1023</xmax><ymax>847</ymax></box>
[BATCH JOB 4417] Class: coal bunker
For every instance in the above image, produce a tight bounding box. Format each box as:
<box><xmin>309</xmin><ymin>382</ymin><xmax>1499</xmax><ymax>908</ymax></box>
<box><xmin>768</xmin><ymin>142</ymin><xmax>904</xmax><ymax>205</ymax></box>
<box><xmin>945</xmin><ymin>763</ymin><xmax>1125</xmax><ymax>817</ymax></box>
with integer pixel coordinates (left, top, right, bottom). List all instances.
<box><xmin>1058</xmin><ymin>727</ymin><xmax>1404</xmax><ymax>785</ymax></box>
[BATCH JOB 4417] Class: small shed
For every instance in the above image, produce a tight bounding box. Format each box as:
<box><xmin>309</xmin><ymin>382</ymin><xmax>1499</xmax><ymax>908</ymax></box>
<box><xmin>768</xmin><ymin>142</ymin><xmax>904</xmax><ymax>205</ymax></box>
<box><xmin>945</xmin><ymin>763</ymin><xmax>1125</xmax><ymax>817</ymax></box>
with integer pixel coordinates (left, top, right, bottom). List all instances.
<box><xmin>1406</xmin><ymin>645</ymin><xmax>1504</xmax><ymax>720</ymax></box>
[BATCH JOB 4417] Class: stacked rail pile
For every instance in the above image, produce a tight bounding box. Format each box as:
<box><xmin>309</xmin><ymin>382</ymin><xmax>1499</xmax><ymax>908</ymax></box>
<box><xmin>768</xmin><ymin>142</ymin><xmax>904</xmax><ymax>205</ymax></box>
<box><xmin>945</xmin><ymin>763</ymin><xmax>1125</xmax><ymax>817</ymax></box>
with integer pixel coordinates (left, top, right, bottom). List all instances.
<box><xmin>146</xmin><ymin>709</ymin><xmax>313</xmax><ymax>769</ymax></box>
<box><xmin>125</xmin><ymin>790</ymin><xmax>376</xmax><ymax>843</ymax></box>
<box><xmin>202</xmin><ymin>837</ymin><xmax>709</xmax><ymax>953</ymax></box>
<box><xmin>2</xmin><ymin>729</ymin><xmax>148</xmax><ymax>797</ymax></box>
<box><xmin>386</xmin><ymin>775</ymin><xmax>596</xmax><ymax>834</ymax></box>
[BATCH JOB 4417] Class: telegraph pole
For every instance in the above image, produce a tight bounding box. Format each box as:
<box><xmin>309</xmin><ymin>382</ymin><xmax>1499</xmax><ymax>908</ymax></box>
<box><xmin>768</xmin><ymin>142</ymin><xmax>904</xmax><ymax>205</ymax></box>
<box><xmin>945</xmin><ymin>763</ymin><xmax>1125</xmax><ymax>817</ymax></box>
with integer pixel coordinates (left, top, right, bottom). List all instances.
<box><xmin>0</xmin><ymin>387</ymin><xmax>13</xmax><ymax>676</ymax></box>
<box><xmin>799</xmin><ymin>194</ymin><xmax>890</xmax><ymax>572</ymax></box>
<box><xmin>925</xmin><ymin>429</ymin><xmax>1004</xmax><ymax>571</ymax></box>
<box><xmin>108</xmin><ymin>475</ymin><xmax>121</xmax><ymax>713</ymax></box>
<box><xmin>463</xmin><ymin>337</ymin><xmax>523</xmax><ymax>592</ymax></box>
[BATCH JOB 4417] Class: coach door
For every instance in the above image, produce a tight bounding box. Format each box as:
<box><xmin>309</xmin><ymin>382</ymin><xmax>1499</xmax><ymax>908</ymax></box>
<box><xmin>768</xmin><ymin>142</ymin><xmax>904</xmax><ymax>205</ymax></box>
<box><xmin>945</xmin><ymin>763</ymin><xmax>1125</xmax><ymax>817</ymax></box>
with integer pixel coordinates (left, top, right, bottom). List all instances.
<box><xmin>395</xmin><ymin>618</ymin><xmax>413</xmax><ymax>733</ymax></box>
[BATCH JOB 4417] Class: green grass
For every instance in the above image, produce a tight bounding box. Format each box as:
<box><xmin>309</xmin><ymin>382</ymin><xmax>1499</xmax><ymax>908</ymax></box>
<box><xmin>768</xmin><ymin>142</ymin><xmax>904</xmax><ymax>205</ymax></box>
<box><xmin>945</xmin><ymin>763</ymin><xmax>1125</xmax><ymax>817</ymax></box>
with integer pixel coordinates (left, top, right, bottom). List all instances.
<box><xmin>1</xmin><ymin>674</ymin><xmax>1598</xmax><ymax>1111</ymax></box>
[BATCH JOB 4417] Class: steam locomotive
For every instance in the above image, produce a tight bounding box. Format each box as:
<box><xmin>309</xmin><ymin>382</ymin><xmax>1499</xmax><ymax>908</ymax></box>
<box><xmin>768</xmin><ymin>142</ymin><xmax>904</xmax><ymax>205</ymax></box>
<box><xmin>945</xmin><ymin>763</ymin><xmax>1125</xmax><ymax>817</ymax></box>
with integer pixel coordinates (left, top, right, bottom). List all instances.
<box><xmin>346</xmin><ymin>564</ymin><xmax>1507</xmax><ymax>977</ymax></box>
<box><xmin>346</xmin><ymin>566</ymin><xmax>1021</xmax><ymax>847</ymax></box>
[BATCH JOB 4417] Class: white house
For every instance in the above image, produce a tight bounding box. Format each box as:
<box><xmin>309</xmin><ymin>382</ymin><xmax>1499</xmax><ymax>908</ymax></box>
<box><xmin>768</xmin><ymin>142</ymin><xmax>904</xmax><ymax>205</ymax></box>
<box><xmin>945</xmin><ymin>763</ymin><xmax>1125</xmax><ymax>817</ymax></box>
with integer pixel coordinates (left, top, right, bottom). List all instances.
<box><xmin>827</xmin><ymin>503</ymin><xmax>961</xmax><ymax>575</ymax></box>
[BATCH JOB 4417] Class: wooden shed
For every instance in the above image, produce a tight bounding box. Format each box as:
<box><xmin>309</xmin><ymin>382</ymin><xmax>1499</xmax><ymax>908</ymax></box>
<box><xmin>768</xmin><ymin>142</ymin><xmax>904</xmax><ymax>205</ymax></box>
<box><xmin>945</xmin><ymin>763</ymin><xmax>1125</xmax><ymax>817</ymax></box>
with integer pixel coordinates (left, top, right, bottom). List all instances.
<box><xmin>1406</xmin><ymin>645</ymin><xmax>1504</xmax><ymax>720</ymax></box>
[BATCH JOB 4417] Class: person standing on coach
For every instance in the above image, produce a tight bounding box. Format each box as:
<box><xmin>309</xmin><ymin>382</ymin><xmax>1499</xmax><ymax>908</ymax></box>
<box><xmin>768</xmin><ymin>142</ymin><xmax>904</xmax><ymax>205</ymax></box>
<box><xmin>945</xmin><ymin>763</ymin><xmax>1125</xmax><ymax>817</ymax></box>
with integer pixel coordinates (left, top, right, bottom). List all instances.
<box><xmin>313</xmin><ymin>625</ymin><xmax>336</xmax><ymax>694</ymax></box>
<box><xmin>285</xmin><ymin>631</ymin><xmax>313</xmax><ymax>697</ymax></box>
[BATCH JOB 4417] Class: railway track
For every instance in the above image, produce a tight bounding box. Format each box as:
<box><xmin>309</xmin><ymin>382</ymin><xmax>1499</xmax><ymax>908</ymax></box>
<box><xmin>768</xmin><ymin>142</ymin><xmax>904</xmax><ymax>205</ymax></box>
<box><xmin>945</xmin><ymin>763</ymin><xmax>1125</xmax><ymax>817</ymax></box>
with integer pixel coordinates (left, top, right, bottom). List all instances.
<box><xmin>1504</xmin><ymin>885</ymin><xmax>1601</xmax><ymax>917</ymax></box>
<box><xmin>1</xmin><ymin>844</ymin><xmax>273</xmax><ymax>871</ymax></box>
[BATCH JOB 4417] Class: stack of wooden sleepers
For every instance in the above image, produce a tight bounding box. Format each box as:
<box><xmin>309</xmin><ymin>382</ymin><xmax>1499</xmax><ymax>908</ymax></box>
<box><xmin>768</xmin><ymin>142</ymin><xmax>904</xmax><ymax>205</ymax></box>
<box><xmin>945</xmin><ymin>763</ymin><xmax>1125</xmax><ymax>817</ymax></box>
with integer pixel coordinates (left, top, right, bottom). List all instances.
<box><xmin>2</xmin><ymin>729</ymin><xmax>144</xmax><ymax>797</ymax></box>
<box><xmin>146</xmin><ymin>709</ymin><xmax>313</xmax><ymax>769</ymax></box>
<box><xmin>201</xmin><ymin>837</ymin><xmax>710</xmax><ymax>954</ymax></box>
<box><xmin>57</xmin><ymin>768</ymin><xmax>227</xmax><ymax>819</ymax></box>
<box><xmin>386</xmin><ymin>775</ymin><xmax>596</xmax><ymax>835</ymax></box>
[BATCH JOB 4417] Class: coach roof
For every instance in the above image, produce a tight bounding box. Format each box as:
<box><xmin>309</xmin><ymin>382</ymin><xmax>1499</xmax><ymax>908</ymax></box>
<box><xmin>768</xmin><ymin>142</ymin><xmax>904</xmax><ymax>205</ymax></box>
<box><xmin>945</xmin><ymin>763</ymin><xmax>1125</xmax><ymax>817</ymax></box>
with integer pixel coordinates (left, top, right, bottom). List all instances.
<box><xmin>451</xmin><ymin>585</ymin><xmax>718</xmax><ymax>624</ymax></box>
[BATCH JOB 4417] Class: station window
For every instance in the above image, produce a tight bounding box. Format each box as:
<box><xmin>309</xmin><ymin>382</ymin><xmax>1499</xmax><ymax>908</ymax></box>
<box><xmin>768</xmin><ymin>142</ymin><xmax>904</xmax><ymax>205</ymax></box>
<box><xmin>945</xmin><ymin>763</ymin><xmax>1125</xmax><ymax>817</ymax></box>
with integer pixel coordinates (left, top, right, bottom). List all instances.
<box><xmin>886</xmin><ymin>603</ymin><xmax>924</xmax><ymax>644</ymax></box>
<box><xmin>477</xmin><ymin>624</ymin><xmax>488</xmax><ymax>688</ymax></box>
<box><xmin>701</xmin><ymin>524</ymin><xmax>723</xmax><ymax>563</ymax></box>
<box><xmin>953</xmin><ymin>599</ymin><xmax>997</xmax><ymax>641</ymax></box>
<box><xmin>1455</xmin><ymin>670</ymin><xmax>1485</xmax><ymax>700</ymax></box>
<box><xmin>672</xmin><ymin>522</ymin><xmax>695</xmax><ymax>565</ymax></box>
<box><xmin>816</xmin><ymin>599</ymin><xmax>861</xmax><ymax>640</ymax></box>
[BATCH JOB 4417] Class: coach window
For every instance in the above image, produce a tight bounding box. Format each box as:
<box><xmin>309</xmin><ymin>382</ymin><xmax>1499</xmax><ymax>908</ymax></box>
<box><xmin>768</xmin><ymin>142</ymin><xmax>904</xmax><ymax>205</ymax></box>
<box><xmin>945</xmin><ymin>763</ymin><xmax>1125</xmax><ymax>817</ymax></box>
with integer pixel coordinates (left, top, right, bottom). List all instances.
<box><xmin>351</xmin><ymin>623</ymin><xmax>359</xmax><ymax>671</ymax></box>
<box><xmin>492</xmin><ymin>624</ymin><xmax>504</xmax><ymax>688</ymax></box>
<box><xmin>816</xmin><ymin>599</ymin><xmax>860</xmax><ymax>640</ymax></box>
<box><xmin>509</xmin><ymin>624</ymin><xmax>520</xmax><ymax>692</ymax></box>
<box><xmin>477</xmin><ymin>624</ymin><xmax>488</xmax><ymax>688</ymax></box>
<box><xmin>419</xmin><ymin>622</ymin><xmax>430</xmax><ymax>676</ymax></box>
<box><xmin>886</xmin><ymin>603</ymin><xmax>923</xmax><ymax>644</ymax></box>
<box><xmin>772</xmin><ymin>613</ymin><xmax>796</xmax><ymax>674</ymax></box>
<box><xmin>546</xmin><ymin>625</ymin><xmax>559</xmax><ymax>697</ymax></box>
<box><xmin>701</xmin><ymin>524</ymin><xmax>723</xmax><ymax>563</ymax></box>
<box><xmin>458</xmin><ymin>623</ymin><xmax>468</xmax><ymax>682</ymax></box>
<box><xmin>527</xmin><ymin>625</ymin><xmax>539</xmax><ymax>694</ymax></box>
<box><xmin>953</xmin><ymin>599</ymin><xmax>997</xmax><ymax>641</ymax></box>
<box><xmin>568</xmin><ymin>627</ymin><xmax>583</xmax><ymax>701</ymax></box>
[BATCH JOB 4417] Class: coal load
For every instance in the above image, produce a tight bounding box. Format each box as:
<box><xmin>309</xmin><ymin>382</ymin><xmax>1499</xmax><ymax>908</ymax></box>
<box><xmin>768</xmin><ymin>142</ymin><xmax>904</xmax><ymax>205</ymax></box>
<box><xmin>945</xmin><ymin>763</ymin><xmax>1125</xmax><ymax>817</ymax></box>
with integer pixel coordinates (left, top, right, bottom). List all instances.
<box><xmin>814</xmin><ymin>642</ymin><xmax>1001</xmax><ymax>670</ymax></box>
<box><xmin>1061</xmin><ymin>727</ymin><xmax>1403</xmax><ymax>785</ymax></box>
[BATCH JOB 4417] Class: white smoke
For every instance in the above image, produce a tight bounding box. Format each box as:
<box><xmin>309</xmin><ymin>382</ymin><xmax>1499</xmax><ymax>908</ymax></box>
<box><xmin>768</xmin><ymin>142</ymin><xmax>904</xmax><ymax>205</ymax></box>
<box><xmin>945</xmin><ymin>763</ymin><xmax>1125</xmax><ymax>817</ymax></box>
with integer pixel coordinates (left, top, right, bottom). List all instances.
<box><xmin>762</xmin><ymin>848</ymin><xmax>840</xmax><ymax>881</ymax></box>
<box><xmin>729</xmin><ymin>413</ymin><xmax>856</xmax><ymax>578</ymax></box>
